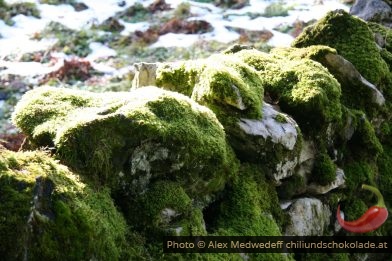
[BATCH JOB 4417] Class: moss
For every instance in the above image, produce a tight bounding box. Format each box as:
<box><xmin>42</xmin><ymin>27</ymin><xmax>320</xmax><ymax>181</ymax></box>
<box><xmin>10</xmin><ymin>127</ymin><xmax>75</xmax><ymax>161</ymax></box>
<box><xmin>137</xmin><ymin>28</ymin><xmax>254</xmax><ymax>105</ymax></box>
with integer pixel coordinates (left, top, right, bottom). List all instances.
<box><xmin>210</xmin><ymin>165</ymin><xmax>290</xmax><ymax>260</ymax></box>
<box><xmin>368</xmin><ymin>22</ymin><xmax>392</xmax><ymax>53</ymax></box>
<box><xmin>271</xmin><ymin>45</ymin><xmax>338</xmax><ymax>62</ymax></box>
<box><xmin>346</xmin><ymin>110</ymin><xmax>383</xmax><ymax>160</ymax></box>
<box><xmin>116</xmin><ymin>2</ymin><xmax>150</xmax><ymax>23</ymax></box>
<box><xmin>273</xmin><ymin>45</ymin><xmax>386</xmax><ymax>116</ymax></box>
<box><xmin>174</xmin><ymin>2</ymin><xmax>191</xmax><ymax>19</ymax></box>
<box><xmin>214</xmin><ymin>164</ymin><xmax>284</xmax><ymax>235</ymax></box>
<box><xmin>154</xmin><ymin>54</ymin><xmax>264</xmax><ymax>119</ymax></box>
<box><xmin>40</xmin><ymin>23</ymin><xmax>97</xmax><ymax>57</ymax></box>
<box><xmin>262</xmin><ymin>2</ymin><xmax>289</xmax><ymax>18</ymax></box>
<box><xmin>277</xmin><ymin>174</ymin><xmax>306</xmax><ymax>200</ymax></box>
<box><xmin>297</xmin><ymin>253</ymin><xmax>350</xmax><ymax>261</ymax></box>
<box><xmin>343</xmin><ymin>161</ymin><xmax>376</xmax><ymax>192</ymax></box>
<box><xmin>156</xmin><ymin>60</ymin><xmax>202</xmax><ymax>96</ymax></box>
<box><xmin>0</xmin><ymin>149</ymin><xmax>129</xmax><ymax>260</ymax></box>
<box><xmin>275</xmin><ymin>114</ymin><xmax>288</xmax><ymax>123</ymax></box>
<box><xmin>378</xmin><ymin>145</ymin><xmax>392</xmax><ymax>206</ymax></box>
<box><xmin>311</xmin><ymin>153</ymin><xmax>336</xmax><ymax>186</ymax></box>
<box><xmin>339</xmin><ymin>197</ymin><xmax>368</xmax><ymax>226</ymax></box>
<box><xmin>0</xmin><ymin>2</ymin><xmax>40</xmax><ymax>24</ymax></box>
<box><xmin>293</xmin><ymin>10</ymin><xmax>392</xmax><ymax>93</ymax></box>
<box><xmin>12</xmin><ymin>86</ymin><xmax>238</xmax><ymax>199</ymax></box>
<box><xmin>39</xmin><ymin>0</ymin><xmax>76</xmax><ymax>5</ymax></box>
<box><xmin>232</xmin><ymin>49</ymin><xmax>342</xmax><ymax>132</ymax></box>
<box><xmin>132</xmin><ymin>181</ymin><xmax>206</xmax><ymax>237</ymax></box>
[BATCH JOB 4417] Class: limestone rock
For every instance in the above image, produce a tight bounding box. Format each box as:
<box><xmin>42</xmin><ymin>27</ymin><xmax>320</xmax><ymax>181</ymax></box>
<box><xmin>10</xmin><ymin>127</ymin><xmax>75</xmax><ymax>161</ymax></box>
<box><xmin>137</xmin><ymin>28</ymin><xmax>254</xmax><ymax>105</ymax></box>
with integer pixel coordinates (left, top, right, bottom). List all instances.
<box><xmin>307</xmin><ymin>168</ymin><xmax>346</xmax><ymax>194</ymax></box>
<box><xmin>232</xmin><ymin>102</ymin><xmax>301</xmax><ymax>181</ymax></box>
<box><xmin>132</xmin><ymin>62</ymin><xmax>159</xmax><ymax>87</ymax></box>
<box><xmin>285</xmin><ymin>198</ymin><xmax>332</xmax><ymax>236</ymax></box>
<box><xmin>350</xmin><ymin>0</ymin><xmax>392</xmax><ymax>27</ymax></box>
<box><xmin>323</xmin><ymin>53</ymin><xmax>385</xmax><ymax>106</ymax></box>
<box><xmin>239</xmin><ymin>103</ymin><xmax>298</xmax><ymax>151</ymax></box>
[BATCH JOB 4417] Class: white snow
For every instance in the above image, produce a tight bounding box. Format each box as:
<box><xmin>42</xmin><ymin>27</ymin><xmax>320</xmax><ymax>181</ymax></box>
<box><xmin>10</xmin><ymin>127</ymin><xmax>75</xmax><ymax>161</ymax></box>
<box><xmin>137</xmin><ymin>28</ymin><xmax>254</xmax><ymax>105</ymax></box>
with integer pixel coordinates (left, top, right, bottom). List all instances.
<box><xmin>86</xmin><ymin>42</ymin><xmax>117</xmax><ymax>61</ymax></box>
<box><xmin>1</xmin><ymin>0</ymin><xmax>352</xmax><ymax>77</ymax></box>
<box><xmin>0</xmin><ymin>60</ymin><xmax>63</xmax><ymax>77</ymax></box>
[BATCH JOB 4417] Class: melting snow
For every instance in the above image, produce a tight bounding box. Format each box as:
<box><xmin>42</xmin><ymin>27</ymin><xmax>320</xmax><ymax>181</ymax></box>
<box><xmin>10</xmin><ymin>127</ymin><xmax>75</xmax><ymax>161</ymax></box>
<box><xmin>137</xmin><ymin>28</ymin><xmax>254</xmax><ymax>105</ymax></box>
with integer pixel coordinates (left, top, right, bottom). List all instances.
<box><xmin>1</xmin><ymin>0</ymin><xmax>351</xmax><ymax>76</ymax></box>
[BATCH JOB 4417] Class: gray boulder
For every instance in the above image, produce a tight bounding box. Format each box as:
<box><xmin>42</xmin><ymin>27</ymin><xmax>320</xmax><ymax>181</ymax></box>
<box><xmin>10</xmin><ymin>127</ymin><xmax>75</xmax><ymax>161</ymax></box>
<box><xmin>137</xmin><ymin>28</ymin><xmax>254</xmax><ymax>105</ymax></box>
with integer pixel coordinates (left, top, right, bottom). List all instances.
<box><xmin>350</xmin><ymin>0</ymin><xmax>392</xmax><ymax>27</ymax></box>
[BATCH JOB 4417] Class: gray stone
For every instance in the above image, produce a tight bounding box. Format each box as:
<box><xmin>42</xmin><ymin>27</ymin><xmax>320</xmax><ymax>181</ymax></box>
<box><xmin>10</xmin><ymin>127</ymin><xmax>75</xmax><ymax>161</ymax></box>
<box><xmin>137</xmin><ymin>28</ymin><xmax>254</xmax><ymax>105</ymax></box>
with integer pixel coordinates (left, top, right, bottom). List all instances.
<box><xmin>307</xmin><ymin>168</ymin><xmax>345</xmax><ymax>194</ymax></box>
<box><xmin>132</xmin><ymin>62</ymin><xmax>159</xmax><ymax>88</ymax></box>
<box><xmin>323</xmin><ymin>53</ymin><xmax>385</xmax><ymax>106</ymax></box>
<box><xmin>350</xmin><ymin>0</ymin><xmax>392</xmax><ymax>27</ymax></box>
<box><xmin>285</xmin><ymin>198</ymin><xmax>332</xmax><ymax>236</ymax></box>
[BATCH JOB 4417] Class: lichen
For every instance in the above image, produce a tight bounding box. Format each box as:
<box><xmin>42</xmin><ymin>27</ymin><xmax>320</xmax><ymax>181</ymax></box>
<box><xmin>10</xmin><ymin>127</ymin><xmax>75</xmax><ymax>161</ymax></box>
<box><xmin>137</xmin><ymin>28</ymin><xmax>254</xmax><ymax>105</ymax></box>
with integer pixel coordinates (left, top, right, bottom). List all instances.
<box><xmin>12</xmin><ymin>86</ymin><xmax>238</xmax><ymax>198</ymax></box>
<box><xmin>0</xmin><ymin>148</ymin><xmax>129</xmax><ymax>260</ymax></box>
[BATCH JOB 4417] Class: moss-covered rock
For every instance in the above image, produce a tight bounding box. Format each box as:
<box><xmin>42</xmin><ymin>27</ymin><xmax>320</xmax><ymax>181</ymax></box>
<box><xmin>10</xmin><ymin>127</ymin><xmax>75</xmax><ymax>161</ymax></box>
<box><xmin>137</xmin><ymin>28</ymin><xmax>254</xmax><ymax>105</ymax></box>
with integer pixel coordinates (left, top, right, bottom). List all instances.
<box><xmin>311</xmin><ymin>153</ymin><xmax>336</xmax><ymax>186</ymax></box>
<box><xmin>150</xmin><ymin>53</ymin><xmax>264</xmax><ymax>119</ymax></box>
<box><xmin>232</xmin><ymin>48</ymin><xmax>342</xmax><ymax>132</ymax></box>
<box><xmin>232</xmin><ymin>102</ymin><xmax>302</xmax><ymax>181</ymax></box>
<box><xmin>0</xmin><ymin>148</ymin><xmax>130</xmax><ymax>260</ymax></box>
<box><xmin>124</xmin><ymin>180</ymin><xmax>207</xmax><ymax>238</ymax></box>
<box><xmin>271</xmin><ymin>46</ymin><xmax>385</xmax><ymax>114</ymax></box>
<box><xmin>293</xmin><ymin>10</ymin><xmax>392</xmax><ymax>96</ymax></box>
<box><xmin>12</xmin><ymin>86</ymin><xmax>238</xmax><ymax>199</ymax></box>
<box><xmin>212</xmin><ymin>165</ymin><xmax>285</xmax><ymax>235</ymax></box>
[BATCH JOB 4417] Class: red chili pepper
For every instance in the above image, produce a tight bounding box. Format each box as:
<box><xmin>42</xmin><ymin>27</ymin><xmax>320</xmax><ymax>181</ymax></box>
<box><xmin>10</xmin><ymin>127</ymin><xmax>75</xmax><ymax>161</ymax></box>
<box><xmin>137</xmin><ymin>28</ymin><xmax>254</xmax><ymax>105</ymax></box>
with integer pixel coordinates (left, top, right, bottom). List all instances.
<box><xmin>337</xmin><ymin>184</ymin><xmax>388</xmax><ymax>233</ymax></box>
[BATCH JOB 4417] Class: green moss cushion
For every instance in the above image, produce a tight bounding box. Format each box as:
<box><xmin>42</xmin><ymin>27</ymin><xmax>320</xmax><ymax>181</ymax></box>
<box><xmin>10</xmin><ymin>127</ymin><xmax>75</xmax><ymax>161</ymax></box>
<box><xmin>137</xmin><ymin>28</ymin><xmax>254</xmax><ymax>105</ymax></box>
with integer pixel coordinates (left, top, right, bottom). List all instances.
<box><xmin>12</xmin><ymin>86</ymin><xmax>238</xmax><ymax>198</ymax></box>
<box><xmin>0</xmin><ymin>149</ymin><xmax>129</xmax><ymax>260</ymax></box>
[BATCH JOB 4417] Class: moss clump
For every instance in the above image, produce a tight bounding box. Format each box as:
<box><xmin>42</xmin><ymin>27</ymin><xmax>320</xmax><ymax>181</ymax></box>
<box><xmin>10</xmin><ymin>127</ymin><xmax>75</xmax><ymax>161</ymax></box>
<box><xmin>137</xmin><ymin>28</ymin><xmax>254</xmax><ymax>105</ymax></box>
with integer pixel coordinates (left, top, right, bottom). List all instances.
<box><xmin>293</xmin><ymin>10</ymin><xmax>391</xmax><ymax>92</ymax></box>
<box><xmin>343</xmin><ymin>161</ymin><xmax>376</xmax><ymax>192</ymax></box>
<box><xmin>154</xmin><ymin>54</ymin><xmax>264</xmax><ymax>119</ymax></box>
<box><xmin>0</xmin><ymin>2</ymin><xmax>40</xmax><ymax>24</ymax></box>
<box><xmin>213</xmin><ymin>165</ymin><xmax>284</xmax><ymax>235</ymax></box>
<box><xmin>0</xmin><ymin>149</ymin><xmax>129</xmax><ymax>260</ymax></box>
<box><xmin>378</xmin><ymin>145</ymin><xmax>392</xmax><ymax>205</ymax></box>
<box><xmin>116</xmin><ymin>3</ymin><xmax>150</xmax><ymax>23</ymax></box>
<box><xmin>271</xmin><ymin>45</ymin><xmax>337</xmax><ymax>62</ymax></box>
<box><xmin>208</xmin><ymin>165</ymin><xmax>290</xmax><ymax>260</ymax></box>
<box><xmin>232</xmin><ymin>49</ymin><xmax>342</xmax><ymax>131</ymax></box>
<box><xmin>311</xmin><ymin>153</ymin><xmax>336</xmax><ymax>185</ymax></box>
<box><xmin>368</xmin><ymin>22</ymin><xmax>392</xmax><ymax>53</ymax></box>
<box><xmin>298</xmin><ymin>253</ymin><xmax>350</xmax><ymax>261</ymax></box>
<box><xmin>262</xmin><ymin>2</ymin><xmax>290</xmax><ymax>18</ymax></box>
<box><xmin>345</xmin><ymin>110</ymin><xmax>383</xmax><ymax>159</ymax></box>
<box><xmin>128</xmin><ymin>181</ymin><xmax>206</xmax><ymax>237</ymax></box>
<box><xmin>277</xmin><ymin>174</ymin><xmax>306</xmax><ymax>200</ymax></box>
<box><xmin>12</xmin><ymin>86</ymin><xmax>238</xmax><ymax>199</ymax></box>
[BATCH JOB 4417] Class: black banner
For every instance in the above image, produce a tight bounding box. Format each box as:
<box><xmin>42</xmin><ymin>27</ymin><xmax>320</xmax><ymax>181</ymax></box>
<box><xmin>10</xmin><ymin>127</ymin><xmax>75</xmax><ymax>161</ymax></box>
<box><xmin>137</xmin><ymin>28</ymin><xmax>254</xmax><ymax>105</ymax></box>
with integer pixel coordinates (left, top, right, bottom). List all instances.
<box><xmin>163</xmin><ymin>236</ymin><xmax>392</xmax><ymax>253</ymax></box>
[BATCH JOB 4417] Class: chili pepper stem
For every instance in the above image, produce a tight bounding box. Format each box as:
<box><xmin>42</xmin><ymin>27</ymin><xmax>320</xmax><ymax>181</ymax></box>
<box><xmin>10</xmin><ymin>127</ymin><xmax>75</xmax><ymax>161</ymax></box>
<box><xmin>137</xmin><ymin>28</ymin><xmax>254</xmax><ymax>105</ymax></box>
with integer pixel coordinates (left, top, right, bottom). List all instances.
<box><xmin>361</xmin><ymin>184</ymin><xmax>386</xmax><ymax>208</ymax></box>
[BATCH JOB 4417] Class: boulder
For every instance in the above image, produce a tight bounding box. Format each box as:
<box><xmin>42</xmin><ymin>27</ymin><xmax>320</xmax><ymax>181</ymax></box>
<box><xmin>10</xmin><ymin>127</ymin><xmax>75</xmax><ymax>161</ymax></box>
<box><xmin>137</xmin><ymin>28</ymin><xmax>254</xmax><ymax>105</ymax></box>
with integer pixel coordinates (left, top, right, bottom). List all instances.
<box><xmin>0</xmin><ymin>149</ymin><xmax>130</xmax><ymax>260</ymax></box>
<box><xmin>285</xmin><ymin>198</ymin><xmax>332</xmax><ymax>236</ymax></box>
<box><xmin>307</xmin><ymin>168</ymin><xmax>346</xmax><ymax>194</ymax></box>
<box><xmin>232</xmin><ymin>48</ymin><xmax>342</xmax><ymax>132</ymax></box>
<box><xmin>12</xmin><ymin>86</ymin><xmax>238</xmax><ymax>199</ymax></box>
<box><xmin>293</xmin><ymin>10</ymin><xmax>392</xmax><ymax>109</ymax></box>
<box><xmin>350</xmin><ymin>0</ymin><xmax>392</xmax><ymax>27</ymax></box>
<box><xmin>235</xmin><ymin>102</ymin><xmax>301</xmax><ymax>182</ymax></box>
<box><xmin>133</xmin><ymin>54</ymin><xmax>264</xmax><ymax>119</ymax></box>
